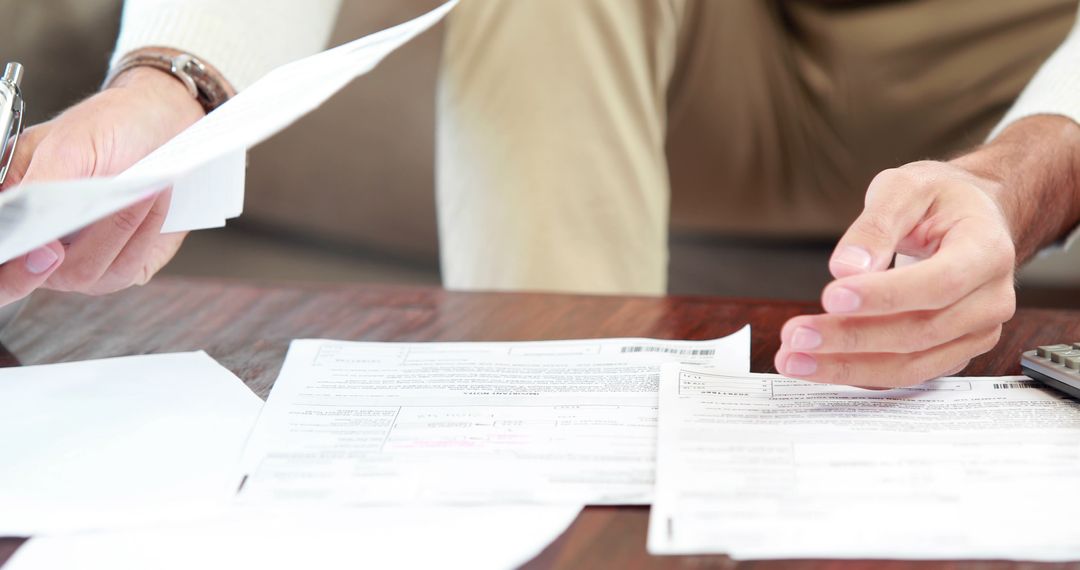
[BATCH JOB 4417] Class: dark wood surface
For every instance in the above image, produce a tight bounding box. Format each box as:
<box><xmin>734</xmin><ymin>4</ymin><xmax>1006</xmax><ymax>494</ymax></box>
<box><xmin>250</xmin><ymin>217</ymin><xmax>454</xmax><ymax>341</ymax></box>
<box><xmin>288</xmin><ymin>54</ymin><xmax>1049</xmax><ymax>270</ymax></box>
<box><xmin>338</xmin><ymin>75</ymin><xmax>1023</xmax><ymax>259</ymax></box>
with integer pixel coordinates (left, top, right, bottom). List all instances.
<box><xmin>1</xmin><ymin>277</ymin><xmax>1078</xmax><ymax>569</ymax></box>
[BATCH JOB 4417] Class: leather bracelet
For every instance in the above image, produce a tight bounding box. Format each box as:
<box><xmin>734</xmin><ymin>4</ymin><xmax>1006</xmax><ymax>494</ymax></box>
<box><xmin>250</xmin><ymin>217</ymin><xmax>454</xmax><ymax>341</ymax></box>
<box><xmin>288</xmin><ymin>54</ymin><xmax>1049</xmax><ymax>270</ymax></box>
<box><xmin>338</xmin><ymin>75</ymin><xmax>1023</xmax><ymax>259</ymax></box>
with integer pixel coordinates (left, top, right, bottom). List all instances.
<box><xmin>103</xmin><ymin>48</ymin><xmax>235</xmax><ymax>114</ymax></box>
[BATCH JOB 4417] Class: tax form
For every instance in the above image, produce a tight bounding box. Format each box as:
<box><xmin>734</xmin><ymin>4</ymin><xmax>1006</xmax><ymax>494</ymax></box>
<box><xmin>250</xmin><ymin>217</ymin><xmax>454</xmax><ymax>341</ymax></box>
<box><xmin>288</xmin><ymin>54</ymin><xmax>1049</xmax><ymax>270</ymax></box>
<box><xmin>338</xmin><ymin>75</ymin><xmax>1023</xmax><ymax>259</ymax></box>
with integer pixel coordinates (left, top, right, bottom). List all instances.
<box><xmin>0</xmin><ymin>352</ymin><xmax>262</xmax><ymax>536</ymax></box>
<box><xmin>0</xmin><ymin>1</ymin><xmax>457</xmax><ymax>262</ymax></box>
<box><xmin>648</xmin><ymin>365</ymin><xmax>1080</xmax><ymax>560</ymax></box>
<box><xmin>237</xmin><ymin>329</ymin><xmax>750</xmax><ymax>506</ymax></box>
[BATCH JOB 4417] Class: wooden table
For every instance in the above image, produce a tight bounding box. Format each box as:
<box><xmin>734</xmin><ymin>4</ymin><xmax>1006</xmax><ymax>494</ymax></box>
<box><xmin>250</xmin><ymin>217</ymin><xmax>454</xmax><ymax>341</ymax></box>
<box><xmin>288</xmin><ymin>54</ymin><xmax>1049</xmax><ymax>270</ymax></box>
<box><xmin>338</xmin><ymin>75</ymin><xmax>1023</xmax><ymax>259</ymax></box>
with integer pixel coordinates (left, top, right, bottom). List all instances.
<box><xmin>1</xmin><ymin>277</ymin><xmax>1077</xmax><ymax>569</ymax></box>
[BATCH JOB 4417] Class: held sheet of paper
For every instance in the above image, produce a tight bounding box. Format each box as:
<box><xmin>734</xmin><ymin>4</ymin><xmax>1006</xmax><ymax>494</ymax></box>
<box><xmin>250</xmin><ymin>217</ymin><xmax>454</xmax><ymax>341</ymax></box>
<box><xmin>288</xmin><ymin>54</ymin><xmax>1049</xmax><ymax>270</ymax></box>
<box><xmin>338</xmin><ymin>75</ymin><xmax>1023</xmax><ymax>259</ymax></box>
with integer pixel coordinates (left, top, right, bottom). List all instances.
<box><xmin>237</xmin><ymin>329</ymin><xmax>749</xmax><ymax>506</ymax></box>
<box><xmin>649</xmin><ymin>365</ymin><xmax>1080</xmax><ymax>561</ymax></box>
<box><xmin>0</xmin><ymin>1</ymin><xmax>457</xmax><ymax>263</ymax></box>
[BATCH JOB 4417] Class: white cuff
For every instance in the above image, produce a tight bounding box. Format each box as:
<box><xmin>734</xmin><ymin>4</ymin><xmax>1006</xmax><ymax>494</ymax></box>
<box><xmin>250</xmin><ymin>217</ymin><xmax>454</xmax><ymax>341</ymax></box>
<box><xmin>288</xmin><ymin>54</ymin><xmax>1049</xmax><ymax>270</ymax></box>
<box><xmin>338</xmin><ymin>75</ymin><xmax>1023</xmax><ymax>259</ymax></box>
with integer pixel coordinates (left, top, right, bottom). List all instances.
<box><xmin>111</xmin><ymin>0</ymin><xmax>342</xmax><ymax>91</ymax></box>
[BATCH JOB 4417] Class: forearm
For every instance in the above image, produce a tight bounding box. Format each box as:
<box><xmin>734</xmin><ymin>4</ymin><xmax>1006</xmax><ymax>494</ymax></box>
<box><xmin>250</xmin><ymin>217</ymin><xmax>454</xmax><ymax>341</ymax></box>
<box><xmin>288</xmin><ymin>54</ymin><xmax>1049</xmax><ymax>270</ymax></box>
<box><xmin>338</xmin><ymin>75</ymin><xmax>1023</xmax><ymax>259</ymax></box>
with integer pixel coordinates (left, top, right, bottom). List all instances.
<box><xmin>951</xmin><ymin>115</ymin><xmax>1080</xmax><ymax>264</ymax></box>
<box><xmin>113</xmin><ymin>0</ymin><xmax>343</xmax><ymax>90</ymax></box>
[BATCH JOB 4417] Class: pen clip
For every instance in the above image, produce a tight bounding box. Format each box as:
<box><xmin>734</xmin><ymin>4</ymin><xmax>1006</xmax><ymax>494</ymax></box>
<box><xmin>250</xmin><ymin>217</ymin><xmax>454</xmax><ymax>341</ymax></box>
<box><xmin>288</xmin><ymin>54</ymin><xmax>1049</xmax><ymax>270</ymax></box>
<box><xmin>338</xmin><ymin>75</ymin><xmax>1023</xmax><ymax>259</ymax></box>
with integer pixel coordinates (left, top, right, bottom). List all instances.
<box><xmin>0</xmin><ymin>94</ymin><xmax>24</xmax><ymax>186</ymax></box>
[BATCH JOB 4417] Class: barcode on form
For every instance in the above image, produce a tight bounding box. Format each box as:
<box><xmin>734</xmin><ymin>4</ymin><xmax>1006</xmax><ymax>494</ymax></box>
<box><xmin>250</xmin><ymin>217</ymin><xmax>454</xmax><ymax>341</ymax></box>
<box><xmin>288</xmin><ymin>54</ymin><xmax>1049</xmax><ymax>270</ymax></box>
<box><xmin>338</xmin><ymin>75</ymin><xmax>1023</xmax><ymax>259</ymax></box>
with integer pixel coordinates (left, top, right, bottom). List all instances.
<box><xmin>993</xmin><ymin>382</ymin><xmax>1038</xmax><ymax>390</ymax></box>
<box><xmin>620</xmin><ymin>346</ymin><xmax>715</xmax><ymax>356</ymax></box>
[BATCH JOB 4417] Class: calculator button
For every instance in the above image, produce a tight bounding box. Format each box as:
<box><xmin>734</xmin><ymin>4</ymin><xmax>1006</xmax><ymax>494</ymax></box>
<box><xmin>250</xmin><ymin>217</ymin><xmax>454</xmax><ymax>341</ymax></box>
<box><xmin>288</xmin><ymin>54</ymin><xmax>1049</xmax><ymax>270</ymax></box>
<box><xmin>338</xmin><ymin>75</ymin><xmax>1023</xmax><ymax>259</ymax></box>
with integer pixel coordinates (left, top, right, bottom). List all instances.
<box><xmin>1038</xmin><ymin>344</ymin><xmax>1073</xmax><ymax>358</ymax></box>
<box><xmin>1066</xmin><ymin>355</ymin><xmax>1080</xmax><ymax>370</ymax></box>
<box><xmin>1051</xmin><ymin>349</ymin><xmax>1080</xmax><ymax>364</ymax></box>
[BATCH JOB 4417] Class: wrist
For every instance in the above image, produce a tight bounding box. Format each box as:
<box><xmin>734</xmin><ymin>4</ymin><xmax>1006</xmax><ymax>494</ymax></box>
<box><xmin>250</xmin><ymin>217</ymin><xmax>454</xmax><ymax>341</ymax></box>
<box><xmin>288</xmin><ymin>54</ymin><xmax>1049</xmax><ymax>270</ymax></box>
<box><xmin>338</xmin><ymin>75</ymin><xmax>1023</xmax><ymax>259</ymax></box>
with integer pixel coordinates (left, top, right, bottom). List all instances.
<box><xmin>104</xmin><ymin>47</ymin><xmax>235</xmax><ymax>115</ymax></box>
<box><xmin>105</xmin><ymin>66</ymin><xmax>205</xmax><ymax>120</ymax></box>
<box><xmin>950</xmin><ymin>115</ymin><xmax>1080</xmax><ymax>263</ymax></box>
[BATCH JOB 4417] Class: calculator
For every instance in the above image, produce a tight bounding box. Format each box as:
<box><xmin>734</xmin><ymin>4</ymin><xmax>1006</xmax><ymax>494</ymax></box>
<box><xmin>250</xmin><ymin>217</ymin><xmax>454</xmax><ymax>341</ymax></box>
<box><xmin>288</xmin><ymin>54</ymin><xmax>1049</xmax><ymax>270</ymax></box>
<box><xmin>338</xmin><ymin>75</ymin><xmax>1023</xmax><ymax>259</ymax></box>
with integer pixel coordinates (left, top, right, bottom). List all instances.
<box><xmin>1021</xmin><ymin>345</ymin><xmax>1080</xmax><ymax>399</ymax></box>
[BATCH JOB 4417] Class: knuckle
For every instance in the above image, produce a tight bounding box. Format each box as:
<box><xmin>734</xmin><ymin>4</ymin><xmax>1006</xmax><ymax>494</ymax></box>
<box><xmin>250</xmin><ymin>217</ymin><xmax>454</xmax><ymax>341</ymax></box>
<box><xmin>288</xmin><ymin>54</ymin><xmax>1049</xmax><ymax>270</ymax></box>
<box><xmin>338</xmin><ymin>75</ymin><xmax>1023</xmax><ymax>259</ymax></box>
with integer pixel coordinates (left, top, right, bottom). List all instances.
<box><xmin>907</xmin><ymin>159</ymin><xmax>942</xmax><ymax>170</ymax></box>
<box><xmin>934</xmin><ymin>272</ymin><xmax>965</xmax><ymax>307</ymax></box>
<box><xmin>980</xmin><ymin>326</ymin><xmax>1003</xmax><ymax>353</ymax></box>
<box><xmin>84</xmin><ymin>279</ymin><xmax>125</xmax><ymax>296</ymax></box>
<box><xmin>838</xmin><ymin>324</ymin><xmax>863</xmax><ymax>352</ymax></box>
<box><xmin>142</xmin><ymin>201</ymin><xmax>168</xmax><ymax>229</ymax></box>
<box><xmin>110</xmin><ymin>207</ymin><xmax>145</xmax><ymax>235</ymax></box>
<box><xmin>87</xmin><ymin>124</ymin><xmax>116</xmax><ymax>173</ymax></box>
<box><xmin>991</xmin><ymin>288</ymin><xmax>1017</xmax><ymax>324</ymax></box>
<box><xmin>901</xmin><ymin>359</ymin><xmax>937</xmax><ymax>386</ymax></box>
<box><xmin>829</xmin><ymin>358</ymin><xmax>856</xmax><ymax>385</ymax></box>
<box><xmin>136</xmin><ymin>262</ymin><xmax>155</xmax><ymax>286</ymax></box>
<box><xmin>50</xmin><ymin>262</ymin><xmax>101</xmax><ymax>292</ymax></box>
<box><xmin>868</xmin><ymin>167</ymin><xmax>914</xmax><ymax>193</ymax></box>
<box><xmin>874</xmin><ymin>283</ymin><xmax>901</xmax><ymax>313</ymax></box>
<box><xmin>908</xmin><ymin>313</ymin><xmax>945</xmax><ymax>352</ymax></box>
<box><xmin>995</xmin><ymin>240</ymin><xmax>1017</xmax><ymax>273</ymax></box>
<box><xmin>977</xmin><ymin>231</ymin><xmax>1016</xmax><ymax>274</ymax></box>
<box><xmin>895</xmin><ymin>373</ymin><xmax>924</xmax><ymax>388</ymax></box>
<box><xmin>856</xmin><ymin>212</ymin><xmax>895</xmax><ymax>244</ymax></box>
<box><xmin>940</xmin><ymin>359</ymin><xmax>973</xmax><ymax>378</ymax></box>
<box><xmin>866</xmin><ymin>165</ymin><xmax>928</xmax><ymax>199</ymax></box>
<box><xmin>33</xmin><ymin>130</ymin><xmax>96</xmax><ymax>176</ymax></box>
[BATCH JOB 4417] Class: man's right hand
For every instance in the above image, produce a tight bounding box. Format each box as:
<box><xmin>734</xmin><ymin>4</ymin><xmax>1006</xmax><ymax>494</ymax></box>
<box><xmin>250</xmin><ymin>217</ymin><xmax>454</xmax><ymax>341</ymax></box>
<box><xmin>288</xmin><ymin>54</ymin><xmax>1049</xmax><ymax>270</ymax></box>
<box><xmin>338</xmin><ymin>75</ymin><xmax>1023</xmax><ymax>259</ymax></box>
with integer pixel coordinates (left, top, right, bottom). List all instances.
<box><xmin>0</xmin><ymin>66</ymin><xmax>204</xmax><ymax>307</ymax></box>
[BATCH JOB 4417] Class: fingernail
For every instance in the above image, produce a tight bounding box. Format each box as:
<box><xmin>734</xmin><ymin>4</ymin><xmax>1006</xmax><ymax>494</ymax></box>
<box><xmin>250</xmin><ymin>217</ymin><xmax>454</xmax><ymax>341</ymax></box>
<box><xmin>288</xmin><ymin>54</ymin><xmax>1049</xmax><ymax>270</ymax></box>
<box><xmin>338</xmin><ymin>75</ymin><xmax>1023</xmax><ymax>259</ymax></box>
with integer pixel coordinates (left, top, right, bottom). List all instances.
<box><xmin>790</xmin><ymin>326</ymin><xmax>823</xmax><ymax>351</ymax></box>
<box><xmin>784</xmin><ymin>353</ymin><xmax>818</xmax><ymax>377</ymax></box>
<box><xmin>823</xmin><ymin>287</ymin><xmax>861</xmax><ymax>313</ymax></box>
<box><xmin>833</xmin><ymin>246</ymin><xmax>873</xmax><ymax>272</ymax></box>
<box><xmin>25</xmin><ymin>247</ymin><xmax>58</xmax><ymax>275</ymax></box>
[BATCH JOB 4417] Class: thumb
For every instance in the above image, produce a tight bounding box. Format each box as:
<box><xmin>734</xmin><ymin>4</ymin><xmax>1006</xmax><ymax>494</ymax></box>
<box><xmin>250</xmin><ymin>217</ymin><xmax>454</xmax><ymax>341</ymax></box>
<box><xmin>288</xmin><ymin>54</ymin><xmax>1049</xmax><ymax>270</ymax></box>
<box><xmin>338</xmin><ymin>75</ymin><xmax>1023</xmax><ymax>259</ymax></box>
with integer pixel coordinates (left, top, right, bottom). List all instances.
<box><xmin>19</xmin><ymin>129</ymin><xmax>97</xmax><ymax>184</ymax></box>
<box><xmin>0</xmin><ymin>122</ymin><xmax>51</xmax><ymax>190</ymax></box>
<box><xmin>830</xmin><ymin>168</ymin><xmax>936</xmax><ymax>279</ymax></box>
<box><xmin>0</xmin><ymin>240</ymin><xmax>65</xmax><ymax>307</ymax></box>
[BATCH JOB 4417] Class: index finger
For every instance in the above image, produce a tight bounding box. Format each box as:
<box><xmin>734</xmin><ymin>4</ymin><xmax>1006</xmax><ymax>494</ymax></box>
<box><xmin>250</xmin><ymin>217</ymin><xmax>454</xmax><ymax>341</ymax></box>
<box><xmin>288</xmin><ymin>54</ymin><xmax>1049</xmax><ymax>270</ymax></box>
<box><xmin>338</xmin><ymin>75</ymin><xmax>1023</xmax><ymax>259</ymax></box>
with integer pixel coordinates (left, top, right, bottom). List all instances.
<box><xmin>821</xmin><ymin>217</ymin><xmax>1014</xmax><ymax>316</ymax></box>
<box><xmin>829</xmin><ymin>167</ymin><xmax>938</xmax><ymax>279</ymax></box>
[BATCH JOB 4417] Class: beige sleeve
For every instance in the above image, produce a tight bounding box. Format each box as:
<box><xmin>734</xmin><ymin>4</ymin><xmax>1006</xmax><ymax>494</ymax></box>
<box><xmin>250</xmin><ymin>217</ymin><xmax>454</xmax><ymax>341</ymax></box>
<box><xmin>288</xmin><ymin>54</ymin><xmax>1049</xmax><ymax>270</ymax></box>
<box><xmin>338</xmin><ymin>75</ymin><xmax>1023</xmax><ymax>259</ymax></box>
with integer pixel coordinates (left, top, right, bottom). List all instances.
<box><xmin>989</xmin><ymin>6</ymin><xmax>1080</xmax><ymax>139</ymax></box>
<box><xmin>111</xmin><ymin>0</ymin><xmax>343</xmax><ymax>90</ymax></box>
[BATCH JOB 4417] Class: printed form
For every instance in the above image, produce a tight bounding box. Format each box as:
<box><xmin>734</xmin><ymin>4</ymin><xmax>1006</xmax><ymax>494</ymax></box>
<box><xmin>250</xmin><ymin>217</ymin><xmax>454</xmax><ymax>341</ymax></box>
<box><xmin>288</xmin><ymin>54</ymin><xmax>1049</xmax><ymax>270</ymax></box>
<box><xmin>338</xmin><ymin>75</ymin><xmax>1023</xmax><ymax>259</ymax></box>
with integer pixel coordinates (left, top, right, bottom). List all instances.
<box><xmin>237</xmin><ymin>329</ymin><xmax>749</xmax><ymax>506</ymax></box>
<box><xmin>649</xmin><ymin>365</ymin><xmax>1080</xmax><ymax>561</ymax></box>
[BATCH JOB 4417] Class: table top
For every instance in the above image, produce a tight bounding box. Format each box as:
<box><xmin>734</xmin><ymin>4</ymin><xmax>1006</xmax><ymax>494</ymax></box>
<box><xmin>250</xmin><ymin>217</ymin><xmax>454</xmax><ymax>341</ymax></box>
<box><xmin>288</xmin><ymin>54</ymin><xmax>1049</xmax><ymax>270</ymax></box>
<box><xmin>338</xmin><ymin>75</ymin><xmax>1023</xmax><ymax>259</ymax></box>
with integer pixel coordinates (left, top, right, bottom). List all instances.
<box><xmin>1</xmin><ymin>277</ymin><xmax>1078</xmax><ymax>569</ymax></box>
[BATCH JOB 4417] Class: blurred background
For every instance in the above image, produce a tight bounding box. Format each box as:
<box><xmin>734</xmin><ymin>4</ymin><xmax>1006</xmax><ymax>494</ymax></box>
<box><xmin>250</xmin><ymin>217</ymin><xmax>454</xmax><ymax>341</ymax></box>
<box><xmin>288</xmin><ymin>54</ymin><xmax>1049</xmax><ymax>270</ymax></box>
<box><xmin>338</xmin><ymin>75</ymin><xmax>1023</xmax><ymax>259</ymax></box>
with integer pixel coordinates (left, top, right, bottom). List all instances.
<box><xmin>2</xmin><ymin>0</ymin><xmax>1079</xmax><ymax>305</ymax></box>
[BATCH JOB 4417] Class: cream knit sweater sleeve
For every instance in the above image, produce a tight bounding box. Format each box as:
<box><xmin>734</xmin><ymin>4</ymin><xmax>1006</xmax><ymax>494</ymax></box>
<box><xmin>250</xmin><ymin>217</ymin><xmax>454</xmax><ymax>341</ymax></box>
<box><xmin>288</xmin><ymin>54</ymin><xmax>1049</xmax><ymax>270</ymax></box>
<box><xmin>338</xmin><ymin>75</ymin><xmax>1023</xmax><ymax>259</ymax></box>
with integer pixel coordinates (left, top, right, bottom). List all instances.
<box><xmin>990</xmin><ymin>7</ymin><xmax>1080</xmax><ymax>139</ymax></box>
<box><xmin>111</xmin><ymin>0</ymin><xmax>343</xmax><ymax>91</ymax></box>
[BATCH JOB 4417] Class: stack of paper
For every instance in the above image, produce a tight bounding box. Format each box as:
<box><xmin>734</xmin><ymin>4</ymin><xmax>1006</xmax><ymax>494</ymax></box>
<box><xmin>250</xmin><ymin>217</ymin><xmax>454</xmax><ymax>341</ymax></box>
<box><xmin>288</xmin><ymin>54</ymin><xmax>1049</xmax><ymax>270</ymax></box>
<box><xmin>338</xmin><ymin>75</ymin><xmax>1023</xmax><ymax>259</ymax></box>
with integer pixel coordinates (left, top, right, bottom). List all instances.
<box><xmin>648</xmin><ymin>364</ymin><xmax>1080</xmax><ymax>561</ymax></box>
<box><xmin>8</xmin><ymin>332</ymin><xmax>1080</xmax><ymax>564</ymax></box>
<box><xmin>0</xmin><ymin>351</ymin><xmax>581</xmax><ymax>570</ymax></box>
<box><xmin>236</xmin><ymin>331</ymin><xmax>751</xmax><ymax>506</ymax></box>
<box><xmin>0</xmin><ymin>330</ymin><xmax>752</xmax><ymax>568</ymax></box>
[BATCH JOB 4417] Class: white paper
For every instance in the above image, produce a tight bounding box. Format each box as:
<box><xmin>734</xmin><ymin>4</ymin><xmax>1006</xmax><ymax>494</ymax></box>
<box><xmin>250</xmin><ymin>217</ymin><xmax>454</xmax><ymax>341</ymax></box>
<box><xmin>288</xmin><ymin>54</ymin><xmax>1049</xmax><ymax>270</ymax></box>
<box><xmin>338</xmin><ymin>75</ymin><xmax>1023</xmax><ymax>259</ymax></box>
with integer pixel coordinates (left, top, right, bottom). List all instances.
<box><xmin>0</xmin><ymin>352</ymin><xmax>262</xmax><ymax>537</ymax></box>
<box><xmin>159</xmin><ymin>150</ymin><xmax>246</xmax><ymax>232</ymax></box>
<box><xmin>648</xmin><ymin>365</ymin><xmax>1080</xmax><ymax>561</ymax></box>
<box><xmin>6</xmin><ymin>504</ymin><xmax>580</xmax><ymax>570</ymax></box>
<box><xmin>0</xmin><ymin>1</ymin><xmax>457</xmax><ymax>262</ymax></box>
<box><xmin>238</xmin><ymin>330</ymin><xmax>750</xmax><ymax>506</ymax></box>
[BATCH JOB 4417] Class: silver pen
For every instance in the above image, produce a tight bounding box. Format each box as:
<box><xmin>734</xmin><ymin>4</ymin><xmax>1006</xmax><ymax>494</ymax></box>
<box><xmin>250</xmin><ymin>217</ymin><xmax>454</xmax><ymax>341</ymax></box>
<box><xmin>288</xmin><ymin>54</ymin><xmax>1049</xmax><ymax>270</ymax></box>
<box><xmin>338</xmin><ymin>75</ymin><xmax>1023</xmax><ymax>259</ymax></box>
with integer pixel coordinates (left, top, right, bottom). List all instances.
<box><xmin>0</xmin><ymin>62</ymin><xmax>24</xmax><ymax>186</ymax></box>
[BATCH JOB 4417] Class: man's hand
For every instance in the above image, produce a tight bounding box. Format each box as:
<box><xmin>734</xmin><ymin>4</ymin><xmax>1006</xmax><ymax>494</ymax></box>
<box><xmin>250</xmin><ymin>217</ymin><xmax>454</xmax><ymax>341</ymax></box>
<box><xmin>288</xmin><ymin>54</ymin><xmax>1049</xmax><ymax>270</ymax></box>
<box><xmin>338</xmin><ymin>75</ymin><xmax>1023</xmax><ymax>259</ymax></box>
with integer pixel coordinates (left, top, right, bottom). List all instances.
<box><xmin>0</xmin><ymin>67</ymin><xmax>204</xmax><ymax>306</ymax></box>
<box><xmin>776</xmin><ymin>115</ymin><xmax>1080</xmax><ymax>388</ymax></box>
